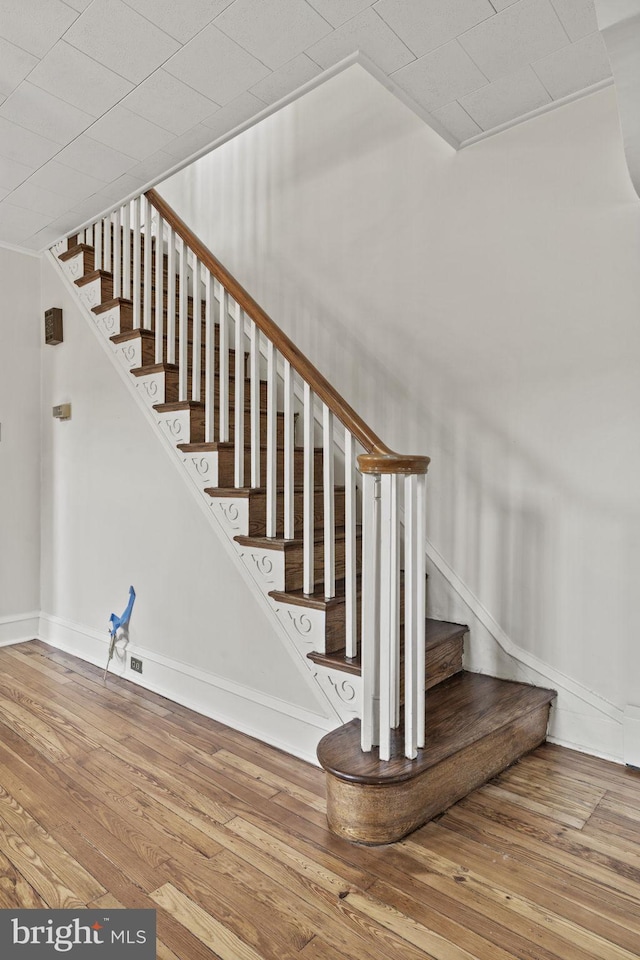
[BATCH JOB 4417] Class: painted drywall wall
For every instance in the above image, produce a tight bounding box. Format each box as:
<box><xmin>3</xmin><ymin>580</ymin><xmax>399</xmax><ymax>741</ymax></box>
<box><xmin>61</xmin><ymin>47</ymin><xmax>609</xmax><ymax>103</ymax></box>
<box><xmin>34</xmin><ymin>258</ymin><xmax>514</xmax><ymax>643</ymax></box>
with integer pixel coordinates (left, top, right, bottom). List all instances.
<box><xmin>0</xmin><ymin>246</ymin><xmax>41</xmax><ymax>642</ymax></box>
<box><xmin>159</xmin><ymin>65</ymin><xmax>640</xmax><ymax>760</ymax></box>
<box><xmin>39</xmin><ymin>256</ymin><xmax>335</xmax><ymax>760</ymax></box>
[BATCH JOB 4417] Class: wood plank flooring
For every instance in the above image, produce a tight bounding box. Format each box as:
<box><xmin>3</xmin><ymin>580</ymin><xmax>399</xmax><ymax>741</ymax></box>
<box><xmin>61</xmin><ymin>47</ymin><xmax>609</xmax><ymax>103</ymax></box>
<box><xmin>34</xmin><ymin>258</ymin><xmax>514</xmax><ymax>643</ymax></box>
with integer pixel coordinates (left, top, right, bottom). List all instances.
<box><xmin>0</xmin><ymin>640</ymin><xmax>638</xmax><ymax>959</ymax></box>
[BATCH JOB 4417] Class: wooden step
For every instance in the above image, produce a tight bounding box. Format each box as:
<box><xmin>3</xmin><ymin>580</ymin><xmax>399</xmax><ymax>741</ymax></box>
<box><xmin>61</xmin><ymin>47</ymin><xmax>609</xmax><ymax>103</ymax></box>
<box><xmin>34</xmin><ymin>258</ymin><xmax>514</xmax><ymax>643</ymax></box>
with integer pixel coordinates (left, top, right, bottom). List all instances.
<box><xmin>112</xmin><ymin>328</ymin><xmax>246</xmax><ymax>367</ymax></box>
<box><xmin>154</xmin><ymin>401</ymin><xmax>286</xmax><ymax>446</ymax></box>
<box><xmin>205</xmin><ymin>485</ymin><xmax>346</xmax><ymax>537</ymax></box>
<box><xmin>317</xmin><ymin>672</ymin><xmax>556</xmax><ymax>844</ymax></box>
<box><xmin>178</xmin><ymin>442</ymin><xmax>322</xmax><ymax>488</ymax></box>
<box><xmin>234</xmin><ymin>529</ymin><xmax>362</xmax><ymax>592</ymax></box>
<box><xmin>308</xmin><ymin>617</ymin><xmax>462</xmax><ymax>679</ymax></box>
<box><xmin>132</xmin><ymin>363</ymin><xmax>266</xmax><ymax>407</ymax></box>
<box><xmin>75</xmin><ymin>269</ymin><xmax>113</xmax><ymax>302</ymax></box>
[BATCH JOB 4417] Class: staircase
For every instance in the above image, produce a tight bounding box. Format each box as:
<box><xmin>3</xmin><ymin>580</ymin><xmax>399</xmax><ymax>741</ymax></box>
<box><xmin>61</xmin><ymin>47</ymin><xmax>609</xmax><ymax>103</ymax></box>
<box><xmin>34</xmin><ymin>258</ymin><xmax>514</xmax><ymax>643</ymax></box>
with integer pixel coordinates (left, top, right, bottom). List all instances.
<box><xmin>51</xmin><ymin>188</ymin><xmax>556</xmax><ymax>845</ymax></box>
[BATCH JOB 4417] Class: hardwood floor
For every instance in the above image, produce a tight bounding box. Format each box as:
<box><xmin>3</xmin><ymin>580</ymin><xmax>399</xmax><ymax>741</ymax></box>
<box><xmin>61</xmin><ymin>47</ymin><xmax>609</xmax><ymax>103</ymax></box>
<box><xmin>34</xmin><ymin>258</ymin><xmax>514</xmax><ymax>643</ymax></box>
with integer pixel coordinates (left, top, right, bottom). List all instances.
<box><xmin>0</xmin><ymin>640</ymin><xmax>637</xmax><ymax>960</ymax></box>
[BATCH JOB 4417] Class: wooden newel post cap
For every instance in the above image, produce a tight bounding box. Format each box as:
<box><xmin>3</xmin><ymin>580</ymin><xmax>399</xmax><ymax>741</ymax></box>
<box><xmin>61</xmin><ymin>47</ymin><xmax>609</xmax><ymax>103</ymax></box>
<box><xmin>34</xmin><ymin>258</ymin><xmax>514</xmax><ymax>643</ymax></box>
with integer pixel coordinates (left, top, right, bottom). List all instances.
<box><xmin>357</xmin><ymin>452</ymin><xmax>430</xmax><ymax>475</ymax></box>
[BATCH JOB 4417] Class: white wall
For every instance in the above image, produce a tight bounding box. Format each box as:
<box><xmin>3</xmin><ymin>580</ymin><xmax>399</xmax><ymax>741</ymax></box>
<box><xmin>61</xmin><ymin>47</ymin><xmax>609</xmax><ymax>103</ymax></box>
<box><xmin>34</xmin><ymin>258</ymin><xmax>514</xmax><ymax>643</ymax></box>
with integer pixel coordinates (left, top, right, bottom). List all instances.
<box><xmin>160</xmin><ymin>66</ymin><xmax>640</xmax><ymax>760</ymax></box>
<box><xmin>0</xmin><ymin>246</ymin><xmax>41</xmax><ymax>642</ymax></box>
<box><xmin>39</xmin><ymin>256</ymin><xmax>334</xmax><ymax>761</ymax></box>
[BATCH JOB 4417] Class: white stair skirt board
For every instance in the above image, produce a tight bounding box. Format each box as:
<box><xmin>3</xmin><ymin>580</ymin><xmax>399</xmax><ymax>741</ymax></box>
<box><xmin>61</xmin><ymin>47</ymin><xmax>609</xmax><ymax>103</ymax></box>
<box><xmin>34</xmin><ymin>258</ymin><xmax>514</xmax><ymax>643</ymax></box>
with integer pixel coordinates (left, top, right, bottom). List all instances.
<box><xmin>0</xmin><ymin>612</ymin><xmax>40</xmax><ymax>645</ymax></box>
<box><xmin>38</xmin><ymin>612</ymin><xmax>335</xmax><ymax>766</ymax></box>
<box><xmin>624</xmin><ymin>705</ymin><xmax>640</xmax><ymax>769</ymax></box>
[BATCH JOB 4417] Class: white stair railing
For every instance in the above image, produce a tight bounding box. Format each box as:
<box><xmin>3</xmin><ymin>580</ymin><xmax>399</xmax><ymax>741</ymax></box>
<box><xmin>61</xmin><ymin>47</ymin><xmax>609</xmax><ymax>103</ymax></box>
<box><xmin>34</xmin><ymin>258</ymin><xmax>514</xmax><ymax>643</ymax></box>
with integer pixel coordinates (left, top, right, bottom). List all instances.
<box><xmin>58</xmin><ymin>189</ymin><xmax>430</xmax><ymax>761</ymax></box>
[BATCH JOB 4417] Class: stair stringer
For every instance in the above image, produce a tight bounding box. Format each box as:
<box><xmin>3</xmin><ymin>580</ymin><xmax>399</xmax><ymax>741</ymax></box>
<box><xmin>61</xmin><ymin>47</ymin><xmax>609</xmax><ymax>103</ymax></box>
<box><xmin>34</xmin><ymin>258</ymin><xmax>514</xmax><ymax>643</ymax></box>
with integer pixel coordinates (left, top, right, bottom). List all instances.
<box><xmin>48</xmin><ymin>246</ymin><xmax>361</xmax><ymax>729</ymax></box>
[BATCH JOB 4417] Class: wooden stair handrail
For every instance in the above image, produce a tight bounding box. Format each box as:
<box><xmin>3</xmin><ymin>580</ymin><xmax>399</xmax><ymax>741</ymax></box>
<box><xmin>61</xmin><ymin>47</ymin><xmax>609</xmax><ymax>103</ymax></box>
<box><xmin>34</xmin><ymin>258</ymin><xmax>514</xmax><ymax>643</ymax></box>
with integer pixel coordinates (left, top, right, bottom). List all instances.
<box><xmin>146</xmin><ymin>188</ymin><xmax>429</xmax><ymax>474</ymax></box>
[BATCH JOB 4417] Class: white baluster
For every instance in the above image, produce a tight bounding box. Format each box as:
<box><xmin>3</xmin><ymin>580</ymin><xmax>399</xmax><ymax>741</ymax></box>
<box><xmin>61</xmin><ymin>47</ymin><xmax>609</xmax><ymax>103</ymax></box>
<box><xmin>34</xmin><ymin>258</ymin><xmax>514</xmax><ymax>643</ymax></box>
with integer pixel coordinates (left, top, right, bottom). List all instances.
<box><xmin>154</xmin><ymin>211</ymin><xmax>164</xmax><ymax>362</ymax></box>
<box><xmin>322</xmin><ymin>405</ymin><xmax>335</xmax><ymax>599</ymax></box>
<box><xmin>121</xmin><ymin>202</ymin><xmax>130</xmax><ymax>301</ymax></box>
<box><xmin>204</xmin><ymin>269</ymin><xmax>216</xmax><ymax>443</ymax></box>
<box><xmin>219</xmin><ymin>285</ymin><xmax>229</xmax><ymax>442</ymax></box>
<box><xmin>404</xmin><ymin>473</ymin><xmax>419</xmax><ymax>760</ymax></box>
<box><xmin>142</xmin><ymin>198</ymin><xmax>152</xmax><ymax>331</ymax></box>
<box><xmin>234</xmin><ymin>300</ymin><xmax>245</xmax><ymax>488</ymax></box>
<box><xmin>266</xmin><ymin>340</ymin><xmax>277</xmax><ymax>536</ymax></box>
<box><xmin>113</xmin><ymin>207</ymin><xmax>121</xmax><ymax>299</ymax></box>
<box><xmin>104</xmin><ymin>214</ymin><xmax>111</xmax><ymax>275</ymax></box>
<box><xmin>378</xmin><ymin>473</ymin><xmax>400</xmax><ymax>761</ymax></box>
<box><xmin>192</xmin><ymin>257</ymin><xmax>201</xmax><ymax>401</ymax></box>
<box><xmin>303</xmin><ymin>384</ymin><xmax>315</xmax><ymax>593</ymax></box>
<box><xmin>416</xmin><ymin>472</ymin><xmax>427</xmax><ymax>749</ymax></box>
<box><xmin>361</xmin><ymin>472</ymin><xmax>381</xmax><ymax>752</ymax></box>
<box><xmin>283</xmin><ymin>360</ymin><xmax>294</xmax><ymax>539</ymax></box>
<box><xmin>178</xmin><ymin>237</ymin><xmax>188</xmax><ymax>402</ymax></box>
<box><xmin>250</xmin><ymin>320</ymin><xmax>261</xmax><ymax>488</ymax></box>
<box><xmin>94</xmin><ymin>219</ymin><xmax>102</xmax><ymax>272</ymax></box>
<box><xmin>344</xmin><ymin>429</ymin><xmax>357</xmax><ymax>658</ymax></box>
<box><xmin>166</xmin><ymin>226</ymin><xmax>176</xmax><ymax>362</ymax></box>
<box><xmin>132</xmin><ymin>197</ymin><xmax>141</xmax><ymax>330</ymax></box>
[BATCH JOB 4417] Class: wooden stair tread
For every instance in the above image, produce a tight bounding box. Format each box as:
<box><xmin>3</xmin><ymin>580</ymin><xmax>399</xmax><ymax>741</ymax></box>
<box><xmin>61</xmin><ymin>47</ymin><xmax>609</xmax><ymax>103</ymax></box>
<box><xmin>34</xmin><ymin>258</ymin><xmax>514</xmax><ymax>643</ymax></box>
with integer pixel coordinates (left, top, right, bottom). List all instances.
<box><xmin>204</xmin><ymin>485</ymin><xmax>344</xmax><ymax>498</ymax></box>
<box><xmin>317</xmin><ymin>672</ymin><xmax>556</xmax><ymax>786</ymax></box>
<box><xmin>75</xmin><ymin>269</ymin><xmax>110</xmax><ymax>287</ymax></box>
<box><xmin>131</xmin><ymin>364</ymin><xmax>261</xmax><ymax>384</ymax></box>
<box><xmin>178</xmin><ymin>442</ymin><xmax>320</xmax><ymax>453</ymax></box>
<box><xmin>93</xmin><ymin>297</ymin><xmax>132</xmax><ymax>314</ymax></box>
<box><xmin>234</xmin><ymin>528</ymin><xmax>360</xmax><ymax>552</ymax></box>
<box><xmin>59</xmin><ymin>243</ymin><xmax>92</xmax><ymax>261</ymax></box>
<box><xmin>307</xmin><ymin>619</ymin><xmax>467</xmax><ymax>676</ymax></box>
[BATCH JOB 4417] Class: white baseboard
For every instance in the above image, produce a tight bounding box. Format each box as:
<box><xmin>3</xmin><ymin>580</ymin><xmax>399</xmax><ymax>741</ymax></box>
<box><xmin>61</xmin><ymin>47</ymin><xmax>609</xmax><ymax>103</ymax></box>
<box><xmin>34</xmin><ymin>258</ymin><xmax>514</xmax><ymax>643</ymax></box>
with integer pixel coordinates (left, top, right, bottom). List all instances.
<box><xmin>38</xmin><ymin>612</ymin><xmax>333</xmax><ymax>765</ymax></box>
<box><xmin>0</xmin><ymin>612</ymin><xmax>40</xmax><ymax>645</ymax></box>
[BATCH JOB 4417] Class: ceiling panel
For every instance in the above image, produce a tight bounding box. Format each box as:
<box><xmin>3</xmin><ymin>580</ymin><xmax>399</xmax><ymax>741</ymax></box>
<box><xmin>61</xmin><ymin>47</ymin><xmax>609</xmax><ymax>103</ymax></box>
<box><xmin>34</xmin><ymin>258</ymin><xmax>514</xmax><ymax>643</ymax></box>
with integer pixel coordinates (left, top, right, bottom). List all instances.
<box><xmin>199</xmin><ymin>91</ymin><xmax>267</xmax><ymax>138</ymax></box>
<box><xmin>28</xmin><ymin>42</ymin><xmax>135</xmax><ymax>116</ymax></box>
<box><xmin>54</xmin><ymin>135</ymin><xmax>138</xmax><ymax>182</ymax></box>
<box><xmin>122</xmin><ymin>70</ymin><xmax>220</xmax><ymax>136</ymax></box>
<box><xmin>63</xmin><ymin>0</ymin><xmax>180</xmax><ymax>84</ymax></box>
<box><xmin>25</xmin><ymin>161</ymin><xmax>107</xmax><ymax>202</ymax></box>
<box><xmin>306</xmin><ymin>7</ymin><xmax>415</xmax><ymax>73</ymax></box>
<box><xmin>0</xmin><ymin>154</ymin><xmax>36</xmax><ymax>192</ymax></box>
<box><xmin>432</xmin><ymin>100</ymin><xmax>483</xmax><ymax>141</ymax></box>
<box><xmin>164</xmin><ymin>24</ymin><xmax>270</xmax><ymax>105</ymax></box>
<box><xmin>215</xmin><ymin>0</ymin><xmax>332</xmax><ymax>70</ymax></box>
<box><xmin>459</xmin><ymin>0</ymin><xmax>570</xmax><ymax>81</ymax></box>
<box><xmin>8</xmin><ymin>181</ymin><xmax>76</xmax><ymax>217</ymax></box>
<box><xmin>374</xmin><ymin>0</ymin><xmax>495</xmax><ymax>58</ymax></box>
<box><xmin>0</xmin><ymin>83</ymin><xmax>94</xmax><ymax>145</ymax></box>
<box><xmin>250</xmin><ymin>54</ymin><xmax>322</xmax><ymax>106</ymax></box>
<box><xmin>0</xmin><ymin>38</ymin><xmax>38</xmax><ymax>98</ymax></box>
<box><xmin>550</xmin><ymin>0</ymin><xmax>600</xmax><ymax>41</ymax></box>
<box><xmin>86</xmin><ymin>106</ymin><xmax>176</xmax><ymax>160</ymax></box>
<box><xmin>0</xmin><ymin>202</ymin><xmax>51</xmax><ymax>242</ymax></box>
<box><xmin>0</xmin><ymin>0</ymin><xmax>77</xmax><ymax>58</ymax></box>
<box><xmin>460</xmin><ymin>66</ymin><xmax>551</xmax><ymax>129</ymax></box>
<box><xmin>121</xmin><ymin>0</ymin><xmax>236</xmax><ymax>43</ymax></box>
<box><xmin>391</xmin><ymin>40</ymin><xmax>488</xmax><ymax>113</ymax></box>
<box><xmin>532</xmin><ymin>29</ymin><xmax>611</xmax><ymax>97</ymax></box>
<box><xmin>0</xmin><ymin>117</ymin><xmax>59</xmax><ymax>167</ymax></box>
<box><xmin>306</xmin><ymin>0</ymin><xmax>376</xmax><ymax>28</ymax></box>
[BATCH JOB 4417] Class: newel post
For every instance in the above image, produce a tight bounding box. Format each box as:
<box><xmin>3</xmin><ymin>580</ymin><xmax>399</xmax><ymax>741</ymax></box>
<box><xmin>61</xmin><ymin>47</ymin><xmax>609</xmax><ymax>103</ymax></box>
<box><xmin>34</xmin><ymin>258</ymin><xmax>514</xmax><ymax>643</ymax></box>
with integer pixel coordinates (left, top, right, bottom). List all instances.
<box><xmin>358</xmin><ymin>452</ymin><xmax>430</xmax><ymax>761</ymax></box>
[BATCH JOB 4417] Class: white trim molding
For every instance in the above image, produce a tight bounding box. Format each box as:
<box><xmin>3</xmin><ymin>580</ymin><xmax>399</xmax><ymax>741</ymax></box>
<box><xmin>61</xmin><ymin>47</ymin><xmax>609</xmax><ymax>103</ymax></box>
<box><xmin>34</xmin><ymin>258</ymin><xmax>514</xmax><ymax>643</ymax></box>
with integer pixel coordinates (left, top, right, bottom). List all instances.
<box><xmin>39</xmin><ymin>612</ymin><xmax>333</xmax><ymax>765</ymax></box>
<box><xmin>0</xmin><ymin>611</ymin><xmax>40</xmax><ymax>645</ymax></box>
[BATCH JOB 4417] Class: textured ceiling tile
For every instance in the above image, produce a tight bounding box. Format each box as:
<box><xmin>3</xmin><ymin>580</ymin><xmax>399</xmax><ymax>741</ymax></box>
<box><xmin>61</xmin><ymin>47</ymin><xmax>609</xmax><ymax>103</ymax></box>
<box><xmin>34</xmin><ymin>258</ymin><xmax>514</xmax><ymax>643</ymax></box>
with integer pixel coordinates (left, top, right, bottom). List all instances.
<box><xmin>306</xmin><ymin>0</ymin><xmax>376</xmax><ymax>28</ymax></box>
<box><xmin>533</xmin><ymin>30</ymin><xmax>611</xmax><ymax>98</ymax></box>
<box><xmin>20</xmin><ymin>224</ymin><xmax>66</xmax><ymax>250</ymax></box>
<box><xmin>0</xmin><ymin>38</ymin><xmax>38</xmax><ymax>98</ymax></box>
<box><xmin>6</xmin><ymin>182</ymin><xmax>73</xmax><ymax>217</ymax></box>
<box><xmin>87</xmin><ymin>106</ymin><xmax>176</xmax><ymax>161</ymax></box>
<box><xmin>0</xmin><ymin>116</ymin><xmax>59</xmax><ymax>167</ymax></box>
<box><xmin>25</xmin><ymin>161</ymin><xmax>107</xmax><ymax>202</ymax></box>
<box><xmin>200</xmin><ymin>91</ymin><xmax>266</xmax><ymax>137</ymax></box>
<box><xmin>63</xmin><ymin>0</ymin><xmax>94</xmax><ymax>10</ymax></box>
<box><xmin>122</xmin><ymin>0</ymin><xmax>235</xmax><ymax>42</ymax></box>
<box><xmin>459</xmin><ymin>0</ymin><xmax>569</xmax><ymax>81</ymax></box>
<box><xmin>306</xmin><ymin>8</ymin><xmax>415</xmax><ymax>73</ymax></box>
<box><xmin>0</xmin><ymin>154</ymin><xmax>35</xmax><ymax>191</ymax></box>
<box><xmin>161</xmin><ymin>124</ymin><xmax>219</xmax><ymax>160</ymax></box>
<box><xmin>164</xmin><ymin>24</ymin><xmax>270</xmax><ymax>105</ymax></box>
<box><xmin>28</xmin><ymin>42</ymin><xmax>134</xmax><ymax>116</ymax></box>
<box><xmin>122</xmin><ymin>70</ymin><xmax>220</xmax><ymax>135</ymax></box>
<box><xmin>249</xmin><ymin>54</ymin><xmax>322</xmax><ymax>105</ymax></box>
<box><xmin>0</xmin><ymin>0</ymin><xmax>77</xmax><ymax>57</ymax></box>
<box><xmin>55</xmin><ymin>136</ymin><xmax>138</xmax><ymax>182</ymax></box>
<box><xmin>64</xmin><ymin>0</ymin><xmax>180</xmax><ymax>84</ymax></box>
<box><xmin>127</xmin><ymin>149</ymin><xmax>177</xmax><ymax>183</ymax></box>
<box><xmin>391</xmin><ymin>40</ymin><xmax>487</xmax><ymax>112</ymax></box>
<box><xmin>374</xmin><ymin>0</ymin><xmax>495</xmax><ymax>58</ymax></box>
<box><xmin>93</xmin><ymin>173</ymin><xmax>148</xmax><ymax>202</ymax></box>
<box><xmin>460</xmin><ymin>66</ymin><xmax>551</xmax><ymax>129</ymax></box>
<box><xmin>549</xmin><ymin>0</ymin><xmax>599</xmax><ymax>41</ymax></box>
<box><xmin>0</xmin><ymin>202</ymin><xmax>51</xmax><ymax>241</ymax></box>
<box><xmin>214</xmin><ymin>0</ymin><xmax>332</xmax><ymax>70</ymax></box>
<box><xmin>432</xmin><ymin>100</ymin><xmax>482</xmax><ymax>142</ymax></box>
<box><xmin>490</xmin><ymin>0</ymin><xmax>520</xmax><ymax>8</ymax></box>
<box><xmin>0</xmin><ymin>82</ymin><xmax>94</xmax><ymax>145</ymax></box>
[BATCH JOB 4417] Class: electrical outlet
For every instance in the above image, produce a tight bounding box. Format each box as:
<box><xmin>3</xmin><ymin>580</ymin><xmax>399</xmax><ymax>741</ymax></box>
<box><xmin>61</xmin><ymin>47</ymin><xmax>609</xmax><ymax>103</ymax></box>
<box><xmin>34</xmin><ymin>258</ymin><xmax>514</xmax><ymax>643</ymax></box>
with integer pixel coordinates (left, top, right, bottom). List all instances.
<box><xmin>130</xmin><ymin>656</ymin><xmax>143</xmax><ymax>674</ymax></box>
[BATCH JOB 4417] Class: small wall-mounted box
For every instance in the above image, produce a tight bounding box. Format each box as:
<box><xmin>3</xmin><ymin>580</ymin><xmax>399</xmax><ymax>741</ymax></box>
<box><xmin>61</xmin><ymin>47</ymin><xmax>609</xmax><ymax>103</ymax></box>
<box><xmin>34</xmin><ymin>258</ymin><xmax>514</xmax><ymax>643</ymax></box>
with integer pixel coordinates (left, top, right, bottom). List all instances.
<box><xmin>44</xmin><ymin>307</ymin><xmax>63</xmax><ymax>345</ymax></box>
<box><xmin>52</xmin><ymin>404</ymin><xmax>71</xmax><ymax>421</ymax></box>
